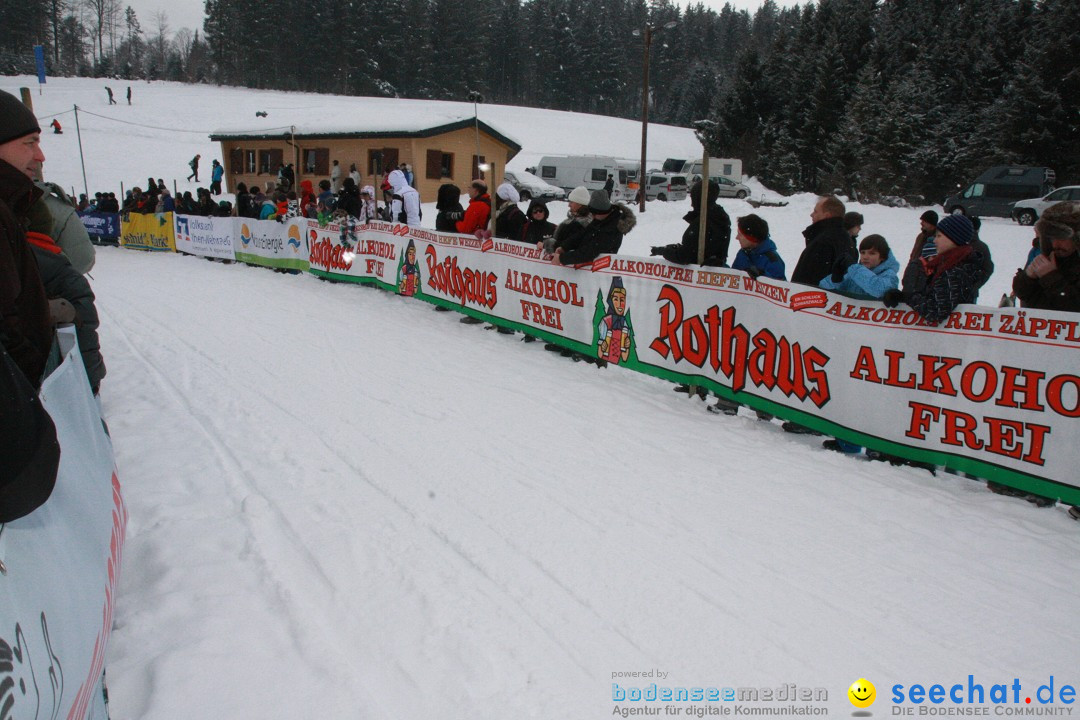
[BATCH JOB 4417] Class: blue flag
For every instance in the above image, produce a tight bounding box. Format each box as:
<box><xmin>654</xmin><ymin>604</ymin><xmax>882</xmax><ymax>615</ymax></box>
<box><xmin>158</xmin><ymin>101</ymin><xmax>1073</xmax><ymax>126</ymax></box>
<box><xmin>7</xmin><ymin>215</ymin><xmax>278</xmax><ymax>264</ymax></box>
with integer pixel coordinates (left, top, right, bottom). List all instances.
<box><xmin>34</xmin><ymin>45</ymin><xmax>46</xmax><ymax>84</ymax></box>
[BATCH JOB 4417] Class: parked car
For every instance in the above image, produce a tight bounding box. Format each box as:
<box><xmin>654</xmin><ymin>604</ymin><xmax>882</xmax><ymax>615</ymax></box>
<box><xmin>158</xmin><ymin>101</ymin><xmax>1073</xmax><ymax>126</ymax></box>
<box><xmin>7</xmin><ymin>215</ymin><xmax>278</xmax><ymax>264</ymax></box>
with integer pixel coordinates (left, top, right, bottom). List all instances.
<box><xmin>504</xmin><ymin>170</ymin><xmax>566</xmax><ymax>202</ymax></box>
<box><xmin>1011</xmin><ymin>186</ymin><xmax>1080</xmax><ymax>226</ymax></box>
<box><xmin>711</xmin><ymin>176</ymin><xmax>750</xmax><ymax>199</ymax></box>
<box><xmin>943</xmin><ymin>166</ymin><xmax>1056</xmax><ymax>217</ymax></box>
<box><xmin>644</xmin><ymin>173</ymin><xmax>688</xmax><ymax>202</ymax></box>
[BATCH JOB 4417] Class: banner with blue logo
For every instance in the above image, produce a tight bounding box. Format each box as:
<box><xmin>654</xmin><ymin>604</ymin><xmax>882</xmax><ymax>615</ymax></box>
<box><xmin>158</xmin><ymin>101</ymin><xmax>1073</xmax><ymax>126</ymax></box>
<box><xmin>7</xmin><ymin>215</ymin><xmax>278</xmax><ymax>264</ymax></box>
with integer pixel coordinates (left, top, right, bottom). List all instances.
<box><xmin>234</xmin><ymin>217</ymin><xmax>309</xmax><ymax>271</ymax></box>
<box><xmin>173</xmin><ymin>214</ymin><xmax>236</xmax><ymax>260</ymax></box>
<box><xmin>78</xmin><ymin>211</ymin><xmax>121</xmax><ymax>241</ymax></box>
<box><xmin>33</xmin><ymin>45</ymin><xmax>46</xmax><ymax>84</ymax></box>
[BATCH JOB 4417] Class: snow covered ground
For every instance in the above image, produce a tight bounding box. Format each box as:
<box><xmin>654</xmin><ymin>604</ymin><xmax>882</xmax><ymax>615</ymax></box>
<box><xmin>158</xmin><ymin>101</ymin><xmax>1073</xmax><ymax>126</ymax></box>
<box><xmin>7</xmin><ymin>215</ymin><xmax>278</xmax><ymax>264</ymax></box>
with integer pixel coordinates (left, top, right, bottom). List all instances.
<box><xmin>3</xmin><ymin>76</ymin><xmax>1078</xmax><ymax>719</ymax></box>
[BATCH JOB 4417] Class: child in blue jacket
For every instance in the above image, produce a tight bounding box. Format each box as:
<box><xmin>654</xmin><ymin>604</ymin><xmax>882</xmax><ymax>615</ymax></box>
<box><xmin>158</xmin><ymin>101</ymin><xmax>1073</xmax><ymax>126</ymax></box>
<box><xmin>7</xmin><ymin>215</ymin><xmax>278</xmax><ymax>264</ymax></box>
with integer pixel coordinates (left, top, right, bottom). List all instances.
<box><xmin>818</xmin><ymin>234</ymin><xmax>899</xmax><ymax>453</ymax></box>
<box><xmin>819</xmin><ymin>234</ymin><xmax>899</xmax><ymax>299</ymax></box>
<box><xmin>730</xmin><ymin>213</ymin><xmax>786</xmax><ymax>280</ymax></box>
<box><xmin>710</xmin><ymin>215</ymin><xmax>787</xmax><ymax>416</ymax></box>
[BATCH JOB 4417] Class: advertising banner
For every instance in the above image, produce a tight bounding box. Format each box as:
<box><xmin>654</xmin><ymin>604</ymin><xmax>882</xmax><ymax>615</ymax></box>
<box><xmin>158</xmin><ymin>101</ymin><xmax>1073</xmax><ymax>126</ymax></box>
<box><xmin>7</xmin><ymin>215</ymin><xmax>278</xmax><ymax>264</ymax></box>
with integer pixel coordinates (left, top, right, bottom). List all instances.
<box><xmin>0</xmin><ymin>329</ymin><xmax>126</xmax><ymax>720</ymax></box>
<box><xmin>306</xmin><ymin>224</ymin><xmax>1080</xmax><ymax>502</ymax></box>
<box><xmin>120</xmin><ymin>211</ymin><xmax>176</xmax><ymax>252</ymax></box>
<box><xmin>234</xmin><ymin>218</ymin><xmax>309</xmax><ymax>271</ymax></box>
<box><xmin>78</xmin><ymin>211</ymin><xmax>121</xmax><ymax>241</ymax></box>
<box><xmin>173</xmin><ymin>214</ymin><xmax>237</xmax><ymax>260</ymax></box>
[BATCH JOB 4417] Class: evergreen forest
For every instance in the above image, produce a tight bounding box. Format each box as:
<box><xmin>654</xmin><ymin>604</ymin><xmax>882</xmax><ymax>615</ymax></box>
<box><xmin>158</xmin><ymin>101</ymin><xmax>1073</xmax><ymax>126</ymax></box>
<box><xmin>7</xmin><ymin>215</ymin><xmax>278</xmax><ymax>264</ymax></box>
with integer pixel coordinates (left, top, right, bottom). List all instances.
<box><xmin>2</xmin><ymin>0</ymin><xmax>1078</xmax><ymax>201</ymax></box>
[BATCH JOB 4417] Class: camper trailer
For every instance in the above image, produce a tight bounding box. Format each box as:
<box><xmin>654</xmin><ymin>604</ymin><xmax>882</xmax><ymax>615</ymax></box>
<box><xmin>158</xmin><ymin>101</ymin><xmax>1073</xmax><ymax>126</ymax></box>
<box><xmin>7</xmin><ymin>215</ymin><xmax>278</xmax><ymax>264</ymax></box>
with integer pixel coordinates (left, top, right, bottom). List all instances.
<box><xmin>533</xmin><ymin>156</ymin><xmax>630</xmax><ymax>199</ymax></box>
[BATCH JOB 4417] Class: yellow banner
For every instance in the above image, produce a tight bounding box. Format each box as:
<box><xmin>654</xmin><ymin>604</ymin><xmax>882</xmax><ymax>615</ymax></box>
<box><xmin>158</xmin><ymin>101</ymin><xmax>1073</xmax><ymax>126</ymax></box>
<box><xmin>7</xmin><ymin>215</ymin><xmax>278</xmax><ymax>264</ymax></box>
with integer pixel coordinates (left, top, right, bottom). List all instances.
<box><xmin>121</xmin><ymin>212</ymin><xmax>176</xmax><ymax>252</ymax></box>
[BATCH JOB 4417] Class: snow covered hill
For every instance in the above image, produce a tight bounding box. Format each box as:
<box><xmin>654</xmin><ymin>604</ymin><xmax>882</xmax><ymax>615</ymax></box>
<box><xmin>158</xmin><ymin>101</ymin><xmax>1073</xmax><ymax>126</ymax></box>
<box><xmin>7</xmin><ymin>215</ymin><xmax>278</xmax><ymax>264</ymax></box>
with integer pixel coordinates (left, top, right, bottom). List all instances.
<box><xmin>3</xmin><ymin>76</ymin><xmax>1077</xmax><ymax>720</ymax></box>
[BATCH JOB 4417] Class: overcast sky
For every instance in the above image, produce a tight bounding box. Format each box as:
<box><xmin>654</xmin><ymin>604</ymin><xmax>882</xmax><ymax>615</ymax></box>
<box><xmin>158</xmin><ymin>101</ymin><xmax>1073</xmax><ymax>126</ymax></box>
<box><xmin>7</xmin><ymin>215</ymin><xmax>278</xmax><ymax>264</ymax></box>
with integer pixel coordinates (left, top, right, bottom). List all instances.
<box><xmin>129</xmin><ymin>0</ymin><xmax>802</xmax><ymax>44</ymax></box>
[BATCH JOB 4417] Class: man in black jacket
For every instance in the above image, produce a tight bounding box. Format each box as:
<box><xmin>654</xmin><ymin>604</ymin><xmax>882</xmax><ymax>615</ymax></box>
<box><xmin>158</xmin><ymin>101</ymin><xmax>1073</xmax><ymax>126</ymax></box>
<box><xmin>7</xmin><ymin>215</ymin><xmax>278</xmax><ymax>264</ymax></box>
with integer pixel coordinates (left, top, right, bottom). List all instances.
<box><xmin>650</xmin><ymin>179</ymin><xmax>731</xmax><ymax>266</ymax></box>
<box><xmin>791</xmin><ymin>195</ymin><xmax>856</xmax><ymax>285</ymax></box>
<box><xmin>0</xmin><ymin>90</ymin><xmax>53</xmax><ymax>390</ymax></box>
<box><xmin>553</xmin><ymin>190</ymin><xmax>635</xmax><ymax>266</ymax></box>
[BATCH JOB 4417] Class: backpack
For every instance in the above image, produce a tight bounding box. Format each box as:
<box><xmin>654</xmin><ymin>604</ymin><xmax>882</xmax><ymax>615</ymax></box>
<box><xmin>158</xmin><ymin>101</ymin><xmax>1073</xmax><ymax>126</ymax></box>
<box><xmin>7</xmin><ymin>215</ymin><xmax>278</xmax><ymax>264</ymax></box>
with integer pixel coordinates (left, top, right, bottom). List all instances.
<box><xmin>393</xmin><ymin>193</ymin><xmax>422</xmax><ymax>224</ymax></box>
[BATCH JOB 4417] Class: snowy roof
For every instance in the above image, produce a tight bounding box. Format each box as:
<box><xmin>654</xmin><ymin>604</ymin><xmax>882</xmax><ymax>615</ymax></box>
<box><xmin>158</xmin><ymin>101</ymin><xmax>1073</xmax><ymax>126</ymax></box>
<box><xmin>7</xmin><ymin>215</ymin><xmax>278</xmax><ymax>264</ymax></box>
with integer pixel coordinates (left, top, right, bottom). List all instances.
<box><xmin>210</xmin><ymin>98</ymin><xmax>521</xmax><ymax>154</ymax></box>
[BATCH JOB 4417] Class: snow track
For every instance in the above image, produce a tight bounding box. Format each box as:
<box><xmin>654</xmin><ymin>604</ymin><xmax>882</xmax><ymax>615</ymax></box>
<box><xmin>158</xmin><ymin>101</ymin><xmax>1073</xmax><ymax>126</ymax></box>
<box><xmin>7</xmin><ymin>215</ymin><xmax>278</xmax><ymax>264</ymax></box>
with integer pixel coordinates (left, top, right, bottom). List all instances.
<box><xmin>93</xmin><ymin>247</ymin><xmax>1079</xmax><ymax>719</ymax></box>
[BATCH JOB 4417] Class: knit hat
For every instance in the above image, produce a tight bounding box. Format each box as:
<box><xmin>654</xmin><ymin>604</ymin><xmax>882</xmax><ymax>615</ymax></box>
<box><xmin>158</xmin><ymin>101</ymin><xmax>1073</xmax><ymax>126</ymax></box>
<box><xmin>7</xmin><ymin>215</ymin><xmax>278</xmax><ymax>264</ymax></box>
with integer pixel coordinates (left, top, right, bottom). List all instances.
<box><xmin>496</xmin><ymin>182</ymin><xmax>520</xmax><ymax>203</ymax></box>
<box><xmin>737</xmin><ymin>214</ymin><xmax>769</xmax><ymax>243</ymax></box>
<box><xmin>920</xmin><ymin>210</ymin><xmax>939</xmax><ymax>227</ymax></box>
<box><xmin>935</xmin><ymin>214</ymin><xmax>974</xmax><ymax>246</ymax></box>
<box><xmin>567</xmin><ymin>186</ymin><xmax>590</xmax><ymax>205</ymax></box>
<box><xmin>587</xmin><ymin>189</ymin><xmax>611</xmax><ymax>214</ymax></box>
<box><xmin>0</xmin><ymin>90</ymin><xmax>41</xmax><ymax>145</ymax></box>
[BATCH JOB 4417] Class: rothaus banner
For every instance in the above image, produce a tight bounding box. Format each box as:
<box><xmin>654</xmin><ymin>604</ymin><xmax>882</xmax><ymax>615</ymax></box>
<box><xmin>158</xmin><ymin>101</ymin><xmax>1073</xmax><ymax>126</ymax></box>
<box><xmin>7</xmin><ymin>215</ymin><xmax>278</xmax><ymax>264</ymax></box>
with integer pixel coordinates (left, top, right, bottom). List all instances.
<box><xmin>235</xmin><ymin>218</ymin><xmax>309</xmax><ymax>271</ymax></box>
<box><xmin>0</xmin><ymin>329</ymin><xmax>126</xmax><ymax>720</ymax></box>
<box><xmin>78</xmin><ymin>211</ymin><xmax>121</xmax><ymax>241</ymax></box>
<box><xmin>120</xmin><ymin>211</ymin><xmax>176</xmax><ymax>252</ymax></box>
<box><xmin>306</xmin><ymin>223</ymin><xmax>1080</xmax><ymax>503</ymax></box>
<box><xmin>174</xmin><ymin>214</ymin><xmax>236</xmax><ymax>260</ymax></box>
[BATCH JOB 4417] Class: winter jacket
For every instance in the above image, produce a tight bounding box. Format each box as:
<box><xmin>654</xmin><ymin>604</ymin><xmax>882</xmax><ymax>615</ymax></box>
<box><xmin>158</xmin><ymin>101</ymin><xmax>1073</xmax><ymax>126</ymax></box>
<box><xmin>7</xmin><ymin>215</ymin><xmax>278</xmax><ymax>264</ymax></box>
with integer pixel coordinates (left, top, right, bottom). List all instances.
<box><xmin>552</xmin><ymin>212</ymin><xmax>591</xmax><ymax>254</ymax></box>
<box><xmin>654</xmin><ymin>203</ymin><xmax>731</xmax><ymax>266</ymax></box>
<box><xmin>336</xmin><ymin>185</ymin><xmax>363</xmax><ymax>219</ymax></box>
<box><xmin>212</xmin><ymin>163</ymin><xmax>224</xmax><ymax>182</ymax></box>
<box><xmin>456</xmin><ymin>193</ymin><xmax>491</xmax><ymax>234</ymax></box>
<box><xmin>435</xmin><ymin>184</ymin><xmax>465</xmax><ymax>232</ymax></box>
<box><xmin>791</xmin><ymin>216</ymin><xmax>856</xmax><ymax>285</ymax></box>
<box><xmin>819</xmin><ymin>252</ymin><xmax>900</xmax><ymax>300</ymax></box>
<box><xmin>522</xmin><ymin>201</ymin><xmax>556</xmax><ymax>245</ymax></box>
<box><xmin>0</xmin><ymin>343</ymin><xmax>59</xmax><ymax>522</ymax></box>
<box><xmin>387</xmin><ymin>170</ymin><xmax>420</xmax><ymax>226</ymax></box>
<box><xmin>0</xmin><ymin>161</ymin><xmax>53</xmax><ymax>389</ymax></box>
<box><xmin>259</xmin><ymin>200</ymin><xmax>277</xmax><ymax>220</ymax></box>
<box><xmin>901</xmin><ymin>248</ymin><xmax>988</xmax><ymax>324</ymax></box>
<box><xmin>559</xmin><ymin>203</ymin><xmax>635</xmax><ymax>265</ymax></box>
<box><xmin>1012</xmin><ymin>249</ymin><xmax>1080</xmax><ymax>312</ymax></box>
<box><xmin>36</xmin><ymin>182</ymin><xmax>96</xmax><ymax>274</ymax></box>
<box><xmin>731</xmin><ymin>237</ymin><xmax>786</xmax><ymax>280</ymax></box>
<box><xmin>358</xmin><ymin>186</ymin><xmax>378</xmax><ymax>224</ymax></box>
<box><xmin>25</xmin><ymin>233</ymin><xmax>106</xmax><ymax>393</ymax></box>
<box><xmin>495</xmin><ymin>202</ymin><xmax>527</xmax><ymax>241</ymax></box>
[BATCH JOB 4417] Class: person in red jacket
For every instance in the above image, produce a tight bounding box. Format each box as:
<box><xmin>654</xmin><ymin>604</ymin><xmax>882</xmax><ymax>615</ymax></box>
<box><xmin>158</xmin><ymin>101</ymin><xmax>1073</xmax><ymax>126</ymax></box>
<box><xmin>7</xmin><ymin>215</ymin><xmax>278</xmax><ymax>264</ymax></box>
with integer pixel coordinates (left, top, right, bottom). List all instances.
<box><xmin>455</xmin><ymin>180</ymin><xmax>491</xmax><ymax>234</ymax></box>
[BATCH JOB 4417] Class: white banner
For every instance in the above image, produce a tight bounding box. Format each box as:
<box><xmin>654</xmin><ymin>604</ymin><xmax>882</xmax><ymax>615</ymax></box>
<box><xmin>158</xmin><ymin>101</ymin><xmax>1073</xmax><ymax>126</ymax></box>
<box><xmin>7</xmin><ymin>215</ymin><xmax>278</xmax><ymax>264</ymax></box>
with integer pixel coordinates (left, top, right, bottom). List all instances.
<box><xmin>0</xmin><ymin>329</ymin><xmax>126</xmax><ymax>720</ymax></box>
<box><xmin>306</xmin><ymin>225</ymin><xmax>1080</xmax><ymax>502</ymax></box>
<box><xmin>173</xmin><ymin>214</ymin><xmax>236</xmax><ymax>260</ymax></box>
<box><xmin>234</xmin><ymin>218</ymin><xmax>309</xmax><ymax>271</ymax></box>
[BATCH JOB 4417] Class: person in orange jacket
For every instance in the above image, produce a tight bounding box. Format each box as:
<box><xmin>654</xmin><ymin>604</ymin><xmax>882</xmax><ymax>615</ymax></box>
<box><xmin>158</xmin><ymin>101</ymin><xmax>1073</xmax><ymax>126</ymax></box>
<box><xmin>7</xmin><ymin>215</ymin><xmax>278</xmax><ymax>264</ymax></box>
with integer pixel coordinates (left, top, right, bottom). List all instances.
<box><xmin>455</xmin><ymin>179</ymin><xmax>491</xmax><ymax>234</ymax></box>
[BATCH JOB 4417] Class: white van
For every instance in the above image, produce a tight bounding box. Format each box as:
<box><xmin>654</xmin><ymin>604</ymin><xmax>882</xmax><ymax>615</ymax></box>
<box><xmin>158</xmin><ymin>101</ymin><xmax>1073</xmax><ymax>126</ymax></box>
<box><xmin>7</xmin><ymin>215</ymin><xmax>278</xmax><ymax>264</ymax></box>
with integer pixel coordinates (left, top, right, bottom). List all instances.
<box><xmin>533</xmin><ymin>156</ymin><xmax>630</xmax><ymax>200</ymax></box>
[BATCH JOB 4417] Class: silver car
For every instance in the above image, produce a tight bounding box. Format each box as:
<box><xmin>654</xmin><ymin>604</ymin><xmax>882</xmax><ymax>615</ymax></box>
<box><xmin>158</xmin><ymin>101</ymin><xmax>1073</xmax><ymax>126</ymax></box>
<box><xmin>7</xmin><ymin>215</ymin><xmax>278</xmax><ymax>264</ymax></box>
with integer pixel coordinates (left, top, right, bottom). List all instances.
<box><xmin>1012</xmin><ymin>186</ymin><xmax>1080</xmax><ymax>225</ymax></box>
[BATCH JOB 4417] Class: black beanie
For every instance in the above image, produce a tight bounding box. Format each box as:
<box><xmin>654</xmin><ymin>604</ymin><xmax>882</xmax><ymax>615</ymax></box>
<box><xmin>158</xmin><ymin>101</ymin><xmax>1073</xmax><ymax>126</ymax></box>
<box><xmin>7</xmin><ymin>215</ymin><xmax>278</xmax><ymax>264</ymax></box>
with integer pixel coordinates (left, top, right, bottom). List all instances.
<box><xmin>0</xmin><ymin>90</ymin><xmax>41</xmax><ymax>146</ymax></box>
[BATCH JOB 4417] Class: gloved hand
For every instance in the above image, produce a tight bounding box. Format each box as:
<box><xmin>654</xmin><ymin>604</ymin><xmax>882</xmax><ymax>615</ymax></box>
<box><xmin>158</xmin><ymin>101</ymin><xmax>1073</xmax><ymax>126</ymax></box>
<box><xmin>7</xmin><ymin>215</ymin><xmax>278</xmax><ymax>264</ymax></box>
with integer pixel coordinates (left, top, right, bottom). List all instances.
<box><xmin>882</xmin><ymin>289</ymin><xmax>904</xmax><ymax>308</ymax></box>
<box><xmin>26</xmin><ymin>198</ymin><xmax>54</xmax><ymax>236</ymax></box>
<box><xmin>650</xmin><ymin>246</ymin><xmax>663</xmax><ymax>256</ymax></box>
<box><xmin>746</xmin><ymin>265</ymin><xmax>764</xmax><ymax>279</ymax></box>
<box><xmin>48</xmin><ymin>298</ymin><xmax>76</xmax><ymax>325</ymax></box>
<box><xmin>831</xmin><ymin>255</ymin><xmax>852</xmax><ymax>283</ymax></box>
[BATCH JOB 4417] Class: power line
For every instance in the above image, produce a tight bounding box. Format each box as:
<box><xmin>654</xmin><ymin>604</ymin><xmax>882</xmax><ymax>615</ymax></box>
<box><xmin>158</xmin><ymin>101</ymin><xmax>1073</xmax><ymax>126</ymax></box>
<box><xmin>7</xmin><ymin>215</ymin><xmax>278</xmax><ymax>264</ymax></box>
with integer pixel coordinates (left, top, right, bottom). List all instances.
<box><xmin>73</xmin><ymin>107</ymin><xmax>294</xmax><ymax>135</ymax></box>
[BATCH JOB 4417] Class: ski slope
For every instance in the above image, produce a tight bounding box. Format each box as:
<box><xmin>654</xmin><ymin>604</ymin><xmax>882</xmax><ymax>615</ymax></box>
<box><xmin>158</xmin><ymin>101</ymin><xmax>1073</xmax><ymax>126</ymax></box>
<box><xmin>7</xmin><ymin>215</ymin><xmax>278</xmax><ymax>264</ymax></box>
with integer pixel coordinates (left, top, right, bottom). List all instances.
<box><xmin>94</xmin><ymin>246</ymin><xmax>1078</xmax><ymax>719</ymax></box>
<box><xmin>2</xmin><ymin>76</ymin><xmax>1076</xmax><ymax>718</ymax></box>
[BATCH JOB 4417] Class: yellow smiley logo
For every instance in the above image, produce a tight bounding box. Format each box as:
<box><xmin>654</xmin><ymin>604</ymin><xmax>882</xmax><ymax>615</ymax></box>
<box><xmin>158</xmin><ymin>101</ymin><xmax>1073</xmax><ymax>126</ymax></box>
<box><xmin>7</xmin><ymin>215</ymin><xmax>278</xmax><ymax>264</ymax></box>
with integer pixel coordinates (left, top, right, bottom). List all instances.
<box><xmin>848</xmin><ymin>678</ymin><xmax>876</xmax><ymax>708</ymax></box>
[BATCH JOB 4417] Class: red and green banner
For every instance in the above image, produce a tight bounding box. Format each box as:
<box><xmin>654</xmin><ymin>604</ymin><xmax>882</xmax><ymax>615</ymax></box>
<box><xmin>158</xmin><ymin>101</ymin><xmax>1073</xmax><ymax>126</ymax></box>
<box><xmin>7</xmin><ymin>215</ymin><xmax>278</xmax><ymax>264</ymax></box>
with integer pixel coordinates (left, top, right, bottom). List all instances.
<box><xmin>305</xmin><ymin>219</ymin><xmax>1080</xmax><ymax>503</ymax></box>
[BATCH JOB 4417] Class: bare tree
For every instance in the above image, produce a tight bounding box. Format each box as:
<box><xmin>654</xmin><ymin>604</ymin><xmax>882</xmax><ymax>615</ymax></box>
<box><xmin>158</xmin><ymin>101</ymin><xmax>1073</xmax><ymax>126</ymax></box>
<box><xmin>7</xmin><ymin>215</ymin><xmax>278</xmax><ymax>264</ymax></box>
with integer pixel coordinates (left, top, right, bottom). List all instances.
<box><xmin>174</xmin><ymin>26</ymin><xmax>193</xmax><ymax>68</ymax></box>
<box><xmin>84</xmin><ymin>0</ymin><xmax>109</xmax><ymax>62</ymax></box>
